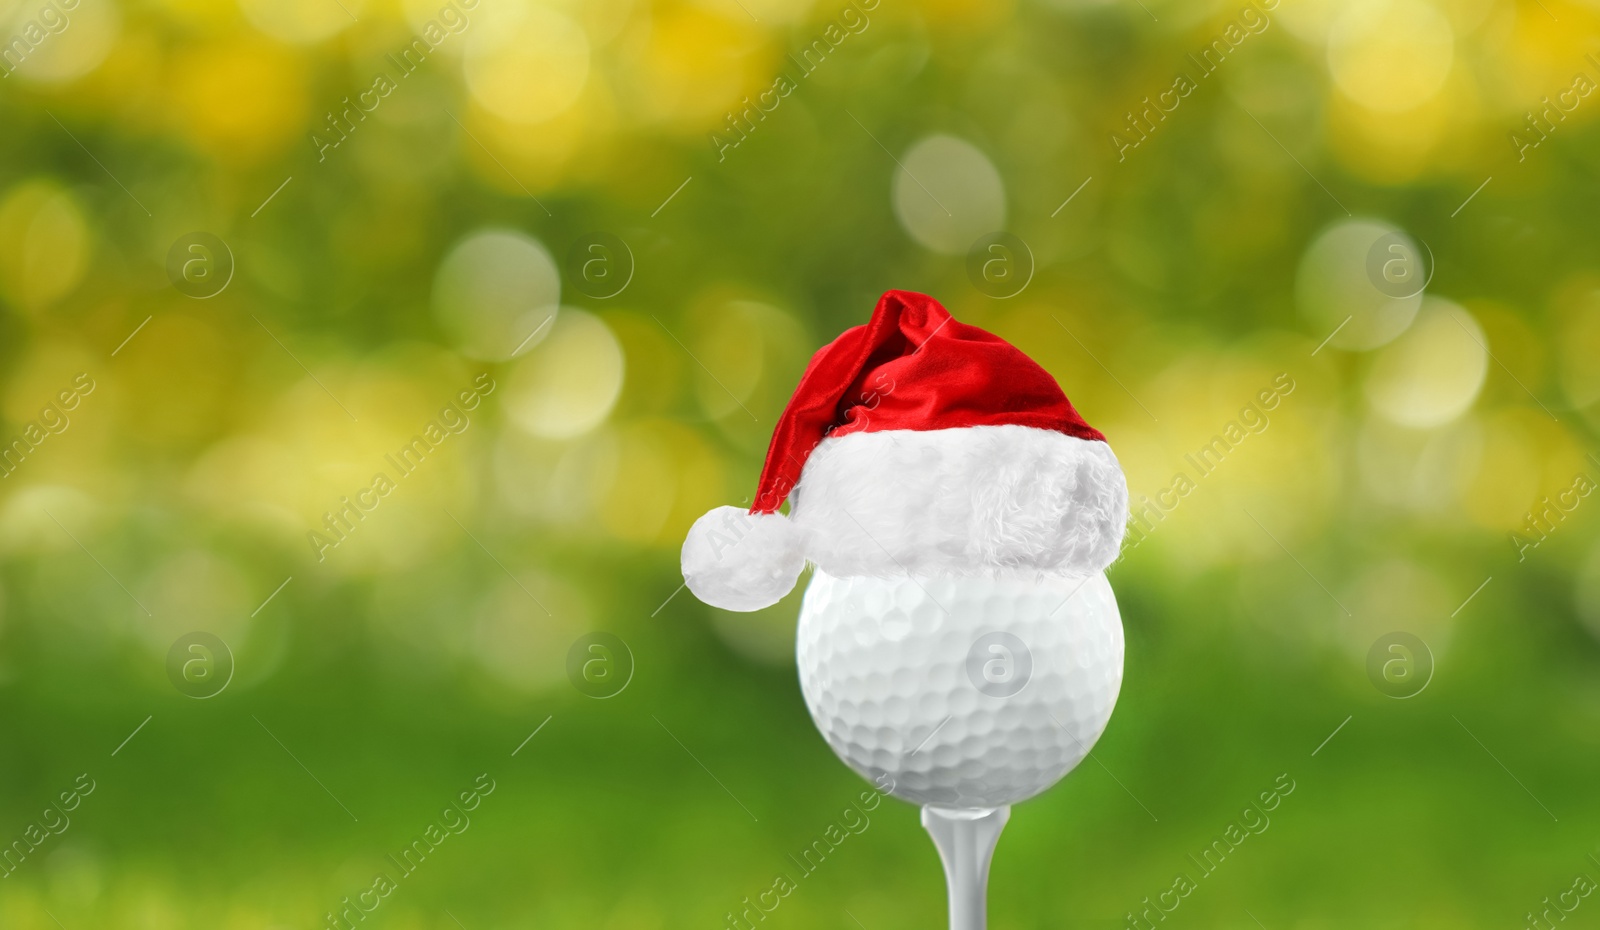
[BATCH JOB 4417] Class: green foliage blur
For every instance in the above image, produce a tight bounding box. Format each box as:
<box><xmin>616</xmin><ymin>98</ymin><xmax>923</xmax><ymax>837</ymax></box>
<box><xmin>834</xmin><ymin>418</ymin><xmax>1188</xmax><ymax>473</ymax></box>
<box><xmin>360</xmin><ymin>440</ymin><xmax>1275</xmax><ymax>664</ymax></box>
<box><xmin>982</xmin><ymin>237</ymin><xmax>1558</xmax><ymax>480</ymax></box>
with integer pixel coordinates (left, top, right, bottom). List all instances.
<box><xmin>1</xmin><ymin>0</ymin><xmax>1599</xmax><ymax>927</ymax></box>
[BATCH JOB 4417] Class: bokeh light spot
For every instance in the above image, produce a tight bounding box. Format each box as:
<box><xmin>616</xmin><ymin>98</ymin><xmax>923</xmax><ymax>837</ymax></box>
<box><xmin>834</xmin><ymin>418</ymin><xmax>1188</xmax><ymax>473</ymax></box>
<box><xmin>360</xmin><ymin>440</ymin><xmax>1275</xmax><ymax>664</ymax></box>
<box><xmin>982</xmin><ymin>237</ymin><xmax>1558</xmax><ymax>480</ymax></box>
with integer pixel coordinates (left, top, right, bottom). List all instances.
<box><xmin>591</xmin><ymin>422</ymin><xmax>678</xmax><ymax>545</ymax></box>
<box><xmin>0</xmin><ymin>179</ymin><xmax>89</xmax><ymax>312</ymax></box>
<box><xmin>3</xmin><ymin>0</ymin><xmax>120</xmax><ymax>83</ymax></box>
<box><xmin>504</xmin><ymin>309</ymin><xmax>623</xmax><ymax>440</ymax></box>
<box><xmin>168</xmin><ymin>38</ymin><xmax>307</xmax><ymax>158</ymax></box>
<box><xmin>1327</xmin><ymin>0</ymin><xmax>1454</xmax><ymax>113</ymax></box>
<box><xmin>464</xmin><ymin>2</ymin><xmax>590</xmax><ymax>125</ymax></box>
<box><xmin>1365</xmin><ymin>298</ymin><xmax>1487</xmax><ymax>429</ymax></box>
<box><xmin>238</xmin><ymin>0</ymin><xmax>362</xmax><ymax>45</ymax></box>
<box><xmin>137</xmin><ymin>549</ymin><xmax>251</xmax><ymax>656</ymax></box>
<box><xmin>626</xmin><ymin>6</ymin><xmax>764</xmax><ymax>126</ymax></box>
<box><xmin>472</xmin><ymin>570</ymin><xmax>589</xmax><ymax>693</ymax></box>
<box><xmin>433</xmin><ymin>228</ymin><xmax>560</xmax><ymax>361</ymax></box>
<box><xmin>1296</xmin><ymin>218</ymin><xmax>1424</xmax><ymax>352</ymax></box>
<box><xmin>892</xmin><ymin>134</ymin><xmax>1006</xmax><ymax>255</ymax></box>
<box><xmin>683</xmin><ymin>298</ymin><xmax>810</xmax><ymax>452</ymax></box>
<box><xmin>1356</xmin><ymin>415</ymin><xmax>1482</xmax><ymax>512</ymax></box>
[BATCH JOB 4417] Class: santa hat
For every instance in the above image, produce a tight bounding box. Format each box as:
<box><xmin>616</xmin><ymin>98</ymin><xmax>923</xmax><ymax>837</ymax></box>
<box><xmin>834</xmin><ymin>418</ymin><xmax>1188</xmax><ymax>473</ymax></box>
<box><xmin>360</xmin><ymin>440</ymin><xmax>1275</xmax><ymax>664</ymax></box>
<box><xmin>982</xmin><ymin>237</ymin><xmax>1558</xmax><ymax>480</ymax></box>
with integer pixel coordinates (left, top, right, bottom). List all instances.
<box><xmin>681</xmin><ymin>289</ymin><xmax>1129</xmax><ymax>612</ymax></box>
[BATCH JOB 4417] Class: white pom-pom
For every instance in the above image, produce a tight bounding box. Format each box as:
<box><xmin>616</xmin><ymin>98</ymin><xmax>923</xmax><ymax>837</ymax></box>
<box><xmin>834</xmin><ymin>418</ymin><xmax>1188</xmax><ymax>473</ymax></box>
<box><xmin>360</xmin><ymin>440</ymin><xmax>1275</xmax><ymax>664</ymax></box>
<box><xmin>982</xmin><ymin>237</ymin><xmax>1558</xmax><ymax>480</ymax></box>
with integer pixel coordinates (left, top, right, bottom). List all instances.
<box><xmin>682</xmin><ymin>506</ymin><xmax>805</xmax><ymax>612</ymax></box>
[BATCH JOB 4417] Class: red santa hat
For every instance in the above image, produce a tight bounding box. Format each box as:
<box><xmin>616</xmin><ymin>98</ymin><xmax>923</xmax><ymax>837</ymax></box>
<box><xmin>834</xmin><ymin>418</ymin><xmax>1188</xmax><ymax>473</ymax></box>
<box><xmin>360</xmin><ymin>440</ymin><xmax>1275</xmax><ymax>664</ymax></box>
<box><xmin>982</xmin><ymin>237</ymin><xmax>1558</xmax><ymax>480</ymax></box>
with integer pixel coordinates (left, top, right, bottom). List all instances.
<box><xmin>681</xmin><ymin>289</ymin><xmax>1129</xmax><ymax>611</ymax></box>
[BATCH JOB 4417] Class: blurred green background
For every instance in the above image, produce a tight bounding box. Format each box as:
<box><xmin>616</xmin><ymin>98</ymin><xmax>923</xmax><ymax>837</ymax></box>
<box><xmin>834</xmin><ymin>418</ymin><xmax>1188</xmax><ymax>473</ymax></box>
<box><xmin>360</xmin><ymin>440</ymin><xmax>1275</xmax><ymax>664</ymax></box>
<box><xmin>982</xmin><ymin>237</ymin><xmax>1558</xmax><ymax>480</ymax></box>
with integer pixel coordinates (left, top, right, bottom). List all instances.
<box><xmin>2</xmin><ymin>0</ymin><xmax>1599</xmax><ymax>926</ymax></box>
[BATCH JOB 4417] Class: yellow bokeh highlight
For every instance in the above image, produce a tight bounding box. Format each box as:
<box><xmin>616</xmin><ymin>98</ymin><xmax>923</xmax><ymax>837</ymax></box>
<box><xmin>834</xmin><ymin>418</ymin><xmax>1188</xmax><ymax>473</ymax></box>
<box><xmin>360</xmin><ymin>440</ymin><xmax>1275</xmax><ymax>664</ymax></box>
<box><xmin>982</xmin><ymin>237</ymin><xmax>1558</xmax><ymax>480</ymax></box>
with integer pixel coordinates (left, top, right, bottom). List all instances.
<box><xmin>592</xmin><ymin>419</ymin><xmax>726</xmax><ymax>546</ymax></box>
<box><xmin>1469</xmin><ymin>299</ymin><xmax>1545</xmax><ymax>405</ymax></box>
<box><xmin>1122</xmin><ymin>342</ymin><xmax>1339</xmax><ymax>575</ymax></box>
<box><xmin>4</xmin><ymin>0</ymin><xmax>121</xmax><ymax>84</ymax></box>
<box><xmin>183</xmin><ymin>345</ymin><xmax>485</xmax><ymax>574</ymax></box>
<box><xmin>604</xmin><ymin>310</ymin><xmax>689</xmax><ymax>417</ymax></box>
<box><xmin>593</xmin><ymin>421</ymin><xmax>681</xmax><ymax>544</ymax></box>
<box><xmin>0</xmin><ymin>485</ymin><xmax>98</xmax><ymax>558</ymax></box>
<box><xmin>1460</xmin><ymin>408</ymin><xmax>1588</xmax><ymax>531</ymax></box>
<box><xmin>1</xmin><ymin>339</ymin><xmax>112</xmax><ymax>494</ymax></box>
<box><xmin>0</xmin><ymin>179</ymin><xmax>90</xmax><ymax>313</ymax></box>
<box><xmin>464</xmin><ymin>1</ymin><xmax>590</xmax><ymax>124</ymax></box>
<box><xmin>624</xmin><ymin>5</ymin><xmax>769</xmax><ymax>127</ymax></box>
<box><xmin>461</xmin><ymin>80</ymin><xmax>611</xmax><ymax>193</ymax></box>
<box><xmin>1489</xmin><ymin>2</ymin><xmax>1600</xmax><ymax>115</ymax></box>
<box><xmin>1553</xmin><ymin>275</ymin><xmax>1600</xmax><ymax>417</ymax></box>
<box><xmin>1327</xmin><ymin>0</ymin><xmax>1454</xmax><ymax>114</ymax></box>
<box><xmin>504</xmin><ymin>310</ymin><xmax>624</xmax><ymax>440</ymax></box>
<box><xmin>167</xmin><ymin>37</ymin><xmax>308</xmax><ymax>159</ymax></box>
<box><xmin>1327</xmin><ymin>69</ymin><xmax>1479</xmax><ymax>184</ymax></box>
<box><xmin>1364</xmin><ymin>298</ymin><xmax>1487</xmax><ymax>429</ymax></box>
<box><xmin>149</xmin><ymin>0</ymin><xmax>240</xmax><ymax>30</ymax></box>
<box><xmin>237</xmin><ymin>0</ymin><xmax>363</xmax><ymax>45</ymax></box>
<box><xmin>684</xmin><ymin>295</ymin><xmax>811</xmax><ymax>453</ymax></box>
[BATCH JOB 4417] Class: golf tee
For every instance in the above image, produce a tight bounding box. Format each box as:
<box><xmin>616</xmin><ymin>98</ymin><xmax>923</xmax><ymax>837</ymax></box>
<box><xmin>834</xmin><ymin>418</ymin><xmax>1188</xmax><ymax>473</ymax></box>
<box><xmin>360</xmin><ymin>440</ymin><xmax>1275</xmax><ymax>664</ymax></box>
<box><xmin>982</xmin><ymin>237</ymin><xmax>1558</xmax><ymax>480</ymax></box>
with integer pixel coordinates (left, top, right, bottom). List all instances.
<box><xmin>921</xmin><ymin>804</ymin><xmax>1010</xmax><ymax>930</ymax></box>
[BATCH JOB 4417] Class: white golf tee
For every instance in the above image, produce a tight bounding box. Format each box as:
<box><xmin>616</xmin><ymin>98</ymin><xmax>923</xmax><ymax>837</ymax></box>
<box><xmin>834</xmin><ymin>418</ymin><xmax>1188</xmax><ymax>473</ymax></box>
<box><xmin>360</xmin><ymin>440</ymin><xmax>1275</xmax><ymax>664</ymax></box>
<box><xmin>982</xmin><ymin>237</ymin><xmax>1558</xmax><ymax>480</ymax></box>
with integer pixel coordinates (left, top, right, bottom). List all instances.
<box><xmin>921</xmin><ymin>805</ymin><xmax>1011</xmax><ymax>930</ymax></box>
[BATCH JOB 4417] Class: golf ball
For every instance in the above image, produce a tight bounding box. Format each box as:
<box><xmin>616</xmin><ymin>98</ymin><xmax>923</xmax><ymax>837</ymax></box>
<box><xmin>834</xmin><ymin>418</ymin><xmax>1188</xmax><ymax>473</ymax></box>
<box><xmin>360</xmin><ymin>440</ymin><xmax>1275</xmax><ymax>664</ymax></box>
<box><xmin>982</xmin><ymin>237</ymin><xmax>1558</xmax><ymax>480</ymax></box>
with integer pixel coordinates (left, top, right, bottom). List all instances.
<box><xmin>796</xmin><ymin>569</ymin><xmax>1123</xmax><ymax>809</ymax></box>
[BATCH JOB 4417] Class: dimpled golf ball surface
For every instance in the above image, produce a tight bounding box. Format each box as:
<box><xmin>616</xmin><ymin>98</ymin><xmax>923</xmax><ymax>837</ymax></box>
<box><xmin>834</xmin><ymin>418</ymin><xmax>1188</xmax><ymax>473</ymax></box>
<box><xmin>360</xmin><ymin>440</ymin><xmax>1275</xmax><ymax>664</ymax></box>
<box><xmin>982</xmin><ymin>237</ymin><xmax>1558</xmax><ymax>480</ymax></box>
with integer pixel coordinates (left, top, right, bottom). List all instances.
<box><xmin>796</xmin><ymin>570</ymin><xmax>1123</xmax><ymax>808</ymax></box>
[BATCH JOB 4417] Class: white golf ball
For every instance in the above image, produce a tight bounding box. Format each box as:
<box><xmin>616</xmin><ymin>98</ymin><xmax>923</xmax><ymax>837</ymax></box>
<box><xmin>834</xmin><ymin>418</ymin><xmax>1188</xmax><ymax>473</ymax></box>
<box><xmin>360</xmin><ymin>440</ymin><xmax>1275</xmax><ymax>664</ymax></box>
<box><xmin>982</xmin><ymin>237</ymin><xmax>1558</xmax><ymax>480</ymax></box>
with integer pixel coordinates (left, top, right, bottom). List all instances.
<box><xmin>796</xmin><ymin>569</ymin><xmax>1123</xmax><ymax>809</ymax></box>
